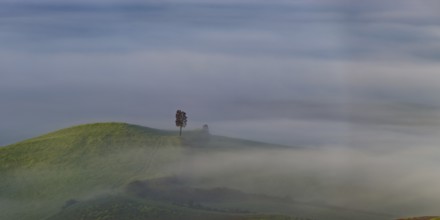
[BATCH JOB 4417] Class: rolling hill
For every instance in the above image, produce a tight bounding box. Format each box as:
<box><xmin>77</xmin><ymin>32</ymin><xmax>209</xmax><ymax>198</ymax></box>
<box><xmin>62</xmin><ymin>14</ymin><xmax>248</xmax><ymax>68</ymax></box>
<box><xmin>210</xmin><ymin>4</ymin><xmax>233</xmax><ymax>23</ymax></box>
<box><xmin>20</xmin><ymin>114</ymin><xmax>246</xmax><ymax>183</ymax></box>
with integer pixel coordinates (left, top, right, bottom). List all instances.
<box><xmin>0</xmin><ymin>122</ymin><xmax>400</xmax><ymax>220</ymax></box>
<box><xmin>0</xmin><ymin>123</ymin><xmax>182</xmax><ymax>199</ymax></box>
<box><xmin>0</xmin><ymin>122</ymin><xmax>295</xmax><ymax>220</ymax></box>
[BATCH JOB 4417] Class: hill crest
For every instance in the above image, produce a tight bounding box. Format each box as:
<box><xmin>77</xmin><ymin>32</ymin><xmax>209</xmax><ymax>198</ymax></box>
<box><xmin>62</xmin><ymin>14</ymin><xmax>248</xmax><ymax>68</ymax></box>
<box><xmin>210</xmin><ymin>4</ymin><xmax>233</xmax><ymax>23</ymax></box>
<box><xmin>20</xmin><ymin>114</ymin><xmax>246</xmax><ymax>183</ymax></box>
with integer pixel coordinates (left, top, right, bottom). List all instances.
<box><xmin>11</xmin><ymin>122</ymin><xmax>173</xmax><ymax>145</ymax></box>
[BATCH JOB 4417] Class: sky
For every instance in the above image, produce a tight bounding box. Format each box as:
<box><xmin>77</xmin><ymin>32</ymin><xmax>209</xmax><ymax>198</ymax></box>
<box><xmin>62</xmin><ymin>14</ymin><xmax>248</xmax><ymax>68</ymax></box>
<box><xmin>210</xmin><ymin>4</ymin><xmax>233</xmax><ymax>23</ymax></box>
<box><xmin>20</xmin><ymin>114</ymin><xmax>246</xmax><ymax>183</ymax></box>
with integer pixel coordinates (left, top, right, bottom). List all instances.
<box><xmin>2</xmin><ymin>0</ymin><xmax>440</xmax><ymax>148</ymax></box>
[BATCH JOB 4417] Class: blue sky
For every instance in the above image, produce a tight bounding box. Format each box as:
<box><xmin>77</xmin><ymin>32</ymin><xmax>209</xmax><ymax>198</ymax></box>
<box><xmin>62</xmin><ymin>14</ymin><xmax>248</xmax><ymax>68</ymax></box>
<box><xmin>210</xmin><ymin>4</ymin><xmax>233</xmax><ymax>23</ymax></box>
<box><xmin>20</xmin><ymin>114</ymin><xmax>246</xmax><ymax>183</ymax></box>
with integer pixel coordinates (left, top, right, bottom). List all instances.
<box><xmin>2</xmin><ymin>0</ymin><xmax>440</xmax><ymax>147</ymax></box>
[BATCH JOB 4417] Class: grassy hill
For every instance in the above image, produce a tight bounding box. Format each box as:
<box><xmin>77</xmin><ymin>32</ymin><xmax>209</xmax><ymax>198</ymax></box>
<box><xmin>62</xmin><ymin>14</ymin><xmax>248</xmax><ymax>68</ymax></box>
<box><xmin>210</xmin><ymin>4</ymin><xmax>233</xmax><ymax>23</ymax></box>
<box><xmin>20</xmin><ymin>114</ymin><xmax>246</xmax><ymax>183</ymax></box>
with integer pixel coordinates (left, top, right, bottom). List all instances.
<box><xmin>0</xmin><ymin>122</ymin><xmax>399</xmax><ymax>220</ymax></box>
<box><xmin>0</xmin><ymin>123</ymin><xmax>184</xmax><ymax>198</ymax></box>
<box><xmin>1</xmin><ymin>122</ymin><xmax>179</xmax><ymax>170</ymax></box>
<box><xmin>0</xmin><ymin>122</ymin><xmax>293</xmax><ymax>220</ymax></box>
<box><xmin>0</xmin><ymin>123</ymin><xmax>186</xmax><ymax>219</ymax></box>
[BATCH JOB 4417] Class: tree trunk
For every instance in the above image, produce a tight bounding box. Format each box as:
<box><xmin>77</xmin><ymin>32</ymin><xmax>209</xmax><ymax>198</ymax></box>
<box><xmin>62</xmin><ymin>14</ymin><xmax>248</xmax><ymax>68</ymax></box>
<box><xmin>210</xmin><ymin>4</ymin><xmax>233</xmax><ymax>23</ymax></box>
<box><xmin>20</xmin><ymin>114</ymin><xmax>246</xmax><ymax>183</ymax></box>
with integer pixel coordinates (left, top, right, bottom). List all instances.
<box><xmin>179</xmin><ymin>126</ymin><xmax>182</xmax><ymax>136</ymax></box>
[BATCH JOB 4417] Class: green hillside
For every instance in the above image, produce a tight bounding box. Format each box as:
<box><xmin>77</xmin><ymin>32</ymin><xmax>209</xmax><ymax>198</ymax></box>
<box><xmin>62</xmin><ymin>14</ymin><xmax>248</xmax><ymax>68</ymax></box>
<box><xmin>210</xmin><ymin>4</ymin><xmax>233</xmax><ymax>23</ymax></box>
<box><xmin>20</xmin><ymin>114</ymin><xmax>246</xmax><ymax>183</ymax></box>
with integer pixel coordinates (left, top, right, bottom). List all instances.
<box><xmin>0</xmin><ymin>123</ymin><xmax>187</xmax><ymax>220</ymax></box>
<box><xmin>0</xmin><ymin>122</ymin><xmax>397</xmax><ymax>220</ymax></box>
<box><xmin>0</xmin><ymin>123</ymin><xmax>183</xmax><ymax>197</ymax></box>
<box><xmin>0</xmin><ymin>122</ymin><xmax>293</xmax><ymax>220</ymax></box>
<box><xmin>1</xmin><ymin>122</ymin><xmax>179</xmax><ymax>170</ymax></box>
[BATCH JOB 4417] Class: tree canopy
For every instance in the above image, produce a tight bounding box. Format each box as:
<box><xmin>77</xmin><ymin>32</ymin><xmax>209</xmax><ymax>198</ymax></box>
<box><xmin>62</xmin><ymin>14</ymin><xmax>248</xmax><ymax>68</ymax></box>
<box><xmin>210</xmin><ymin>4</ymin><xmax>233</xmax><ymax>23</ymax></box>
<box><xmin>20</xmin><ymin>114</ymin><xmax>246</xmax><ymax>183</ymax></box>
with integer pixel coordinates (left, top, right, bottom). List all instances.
<box><xmin>175</xmin><ymin>110</ymin><xmax>187</xmax><ymax>136</ymax></box>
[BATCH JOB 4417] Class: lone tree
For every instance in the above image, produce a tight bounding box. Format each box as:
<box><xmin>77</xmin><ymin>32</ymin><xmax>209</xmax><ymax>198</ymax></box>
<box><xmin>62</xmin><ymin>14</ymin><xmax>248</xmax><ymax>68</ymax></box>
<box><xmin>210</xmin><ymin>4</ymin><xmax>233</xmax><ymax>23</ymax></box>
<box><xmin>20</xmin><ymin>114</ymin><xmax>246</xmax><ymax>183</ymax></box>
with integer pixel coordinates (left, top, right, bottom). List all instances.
<box><xmin>175</xmin><ymin>110</ymin><xmax>187</xmax><ymax>136</ymax></box>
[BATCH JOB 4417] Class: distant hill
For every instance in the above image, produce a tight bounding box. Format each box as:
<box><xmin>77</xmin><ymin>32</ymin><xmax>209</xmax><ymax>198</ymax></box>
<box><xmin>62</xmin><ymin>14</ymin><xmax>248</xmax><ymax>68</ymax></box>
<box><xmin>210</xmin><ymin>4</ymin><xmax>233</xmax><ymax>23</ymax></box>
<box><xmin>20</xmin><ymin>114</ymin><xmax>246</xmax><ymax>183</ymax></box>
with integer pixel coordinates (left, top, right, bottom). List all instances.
<box><xmin>46</xmin><ymin>194</ymin><xmax>298</xmax><ymax>220</ymax></box>
<box><xmin>47</xmin><ymin>176</ymin><xmax>300</xmax><ymax>220</ymax></box>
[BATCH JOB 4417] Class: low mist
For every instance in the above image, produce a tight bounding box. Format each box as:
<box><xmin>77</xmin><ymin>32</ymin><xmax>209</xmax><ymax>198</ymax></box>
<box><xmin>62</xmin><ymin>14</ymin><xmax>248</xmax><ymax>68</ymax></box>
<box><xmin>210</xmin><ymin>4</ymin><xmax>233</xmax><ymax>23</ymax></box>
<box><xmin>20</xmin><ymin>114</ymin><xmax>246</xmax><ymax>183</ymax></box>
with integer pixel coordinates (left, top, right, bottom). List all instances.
<box><xmin>172</xmin><ymin>145</ymin><xmax>440</xmax><ymax>217</ymax></box>
<box><xmin>3</xmin><ymin>135</ymin><xmax>439</xmax><ymax>219</ymax></box>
